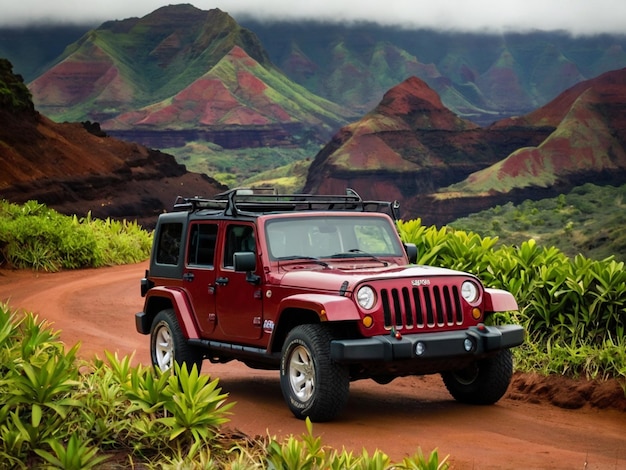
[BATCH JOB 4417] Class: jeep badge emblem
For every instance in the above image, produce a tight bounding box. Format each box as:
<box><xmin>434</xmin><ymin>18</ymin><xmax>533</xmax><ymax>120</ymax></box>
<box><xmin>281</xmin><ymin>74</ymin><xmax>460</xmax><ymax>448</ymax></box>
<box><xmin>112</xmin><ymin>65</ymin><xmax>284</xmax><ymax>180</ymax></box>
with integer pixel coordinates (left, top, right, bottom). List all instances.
<box><xmin>411</xmin><ymin>279</ymin><xmax>430</xmax><ymax>286</ymax></box>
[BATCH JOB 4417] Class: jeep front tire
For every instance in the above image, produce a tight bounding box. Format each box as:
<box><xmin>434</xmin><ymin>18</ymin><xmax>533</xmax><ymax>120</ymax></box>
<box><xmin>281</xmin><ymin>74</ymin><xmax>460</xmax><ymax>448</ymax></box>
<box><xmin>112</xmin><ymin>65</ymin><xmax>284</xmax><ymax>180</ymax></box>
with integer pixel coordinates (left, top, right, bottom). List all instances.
<box><xmin>441</xmin><ymin>349</ymin><xmax>513</xmax><ymax>405</ymax></box>
<box><xmin>150</xmin><ymin>309</ymin><xmax>202</xmax><ymax>373</ymax></box>
<box><xmin>280</xmin><ymin>324</ymin><xmax>350</xmax><ymax>422</ymax></box>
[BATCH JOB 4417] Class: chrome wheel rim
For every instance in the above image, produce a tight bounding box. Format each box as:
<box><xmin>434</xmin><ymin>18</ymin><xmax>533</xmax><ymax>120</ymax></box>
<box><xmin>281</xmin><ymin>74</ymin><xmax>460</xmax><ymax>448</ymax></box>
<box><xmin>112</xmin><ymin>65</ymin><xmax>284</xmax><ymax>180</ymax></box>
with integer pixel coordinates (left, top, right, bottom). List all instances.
<box><xmin>288</xmin><ymin>344</ymin><xmax>315</xmax><ymax>402</ymax></box>
<box><xmin>154</xmin><ymin>323</ymin><xmax>174</xmax><ymax>371</ymax></box>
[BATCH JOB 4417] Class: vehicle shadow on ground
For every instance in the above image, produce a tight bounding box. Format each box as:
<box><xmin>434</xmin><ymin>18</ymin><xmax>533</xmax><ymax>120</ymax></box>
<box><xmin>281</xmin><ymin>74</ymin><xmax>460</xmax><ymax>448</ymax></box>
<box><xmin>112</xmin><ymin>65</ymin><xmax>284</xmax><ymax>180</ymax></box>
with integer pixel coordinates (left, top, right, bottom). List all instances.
<box><xmin>214</xmin><ymin>370</ymin><xmax>469</xmax><ymax>423</ymax></box>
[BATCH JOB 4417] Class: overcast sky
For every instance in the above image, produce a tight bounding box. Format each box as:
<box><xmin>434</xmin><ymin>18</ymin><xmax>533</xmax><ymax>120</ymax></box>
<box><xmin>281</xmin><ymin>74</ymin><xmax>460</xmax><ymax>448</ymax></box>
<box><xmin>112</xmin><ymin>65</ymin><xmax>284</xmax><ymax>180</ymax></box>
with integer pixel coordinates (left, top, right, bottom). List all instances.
<box><xmin>1</xmin><ymin>0</ymin><xmax>625</xmax><ymax>35</ymax></box>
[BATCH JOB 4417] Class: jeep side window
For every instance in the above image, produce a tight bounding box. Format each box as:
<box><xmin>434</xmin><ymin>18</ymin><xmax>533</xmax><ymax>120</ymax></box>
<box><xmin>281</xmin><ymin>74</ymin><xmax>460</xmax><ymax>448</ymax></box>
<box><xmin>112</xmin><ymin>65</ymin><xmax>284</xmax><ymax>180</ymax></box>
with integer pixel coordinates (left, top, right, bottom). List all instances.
<box><xmin>187</xmin><ymin>223</ymin><xmax>218</xmax><ymax>266</ymax></box>
<box><xmin>156</xmin><ymin>223</ymin><xmax>183</xmax><ymax>265</ymax></box>
<box><xmin>223</xmin><ymin>224</ymin><xmax>255</xmax><ymax>268</ymax></box>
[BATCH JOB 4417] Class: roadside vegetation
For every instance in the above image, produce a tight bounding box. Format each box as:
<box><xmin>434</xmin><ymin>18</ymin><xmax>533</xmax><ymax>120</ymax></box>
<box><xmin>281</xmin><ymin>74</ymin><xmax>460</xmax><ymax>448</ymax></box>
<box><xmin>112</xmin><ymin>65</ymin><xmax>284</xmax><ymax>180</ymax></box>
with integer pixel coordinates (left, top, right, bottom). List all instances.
<box><xmin>0</xmin><ymin>200</ymin><xmax>152</xmax><ymax>272</ymax></box>
<box><xmin>0</xmin><ymin>197</ymin><xmax>624</xmax><ymax>467</ymax></box>
<box><xmin>449</xmin><ymin>183</ymin><xmax>626</xmax><ymax>262</ymax></box>
<box><xmin>398</xmin><ymin>219</ymin><xmax>626</xmax><ymax>383</ymax></box>
<box><xmin>0</xmin><ymin>305</ymin><xmax>448</xmax><ymax>468</ymax></box>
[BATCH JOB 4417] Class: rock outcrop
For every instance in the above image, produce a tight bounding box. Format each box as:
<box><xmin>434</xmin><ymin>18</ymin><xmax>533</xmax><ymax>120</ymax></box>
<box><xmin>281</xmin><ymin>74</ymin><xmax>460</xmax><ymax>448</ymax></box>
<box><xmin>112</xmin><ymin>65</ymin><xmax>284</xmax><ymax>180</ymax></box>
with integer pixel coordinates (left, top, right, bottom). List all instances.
<box><xmin>0</xmin><ymin>60</ymin><xmax>226</xmax><ymax>228</ymax></box>
<box><xmin>304</xmin><ymin>70</ymin><xmax>626</xmax><ymax>225</ymax></box>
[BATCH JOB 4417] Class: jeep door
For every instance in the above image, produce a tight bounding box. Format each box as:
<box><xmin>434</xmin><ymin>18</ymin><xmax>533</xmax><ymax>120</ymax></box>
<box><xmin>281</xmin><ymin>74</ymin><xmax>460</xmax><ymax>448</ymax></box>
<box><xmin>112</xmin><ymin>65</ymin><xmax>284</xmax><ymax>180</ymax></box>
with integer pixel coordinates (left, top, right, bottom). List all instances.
<box><xmin>214</xmin><ymin>223</ymin><xmax>263</xmax><ymax>341</ymax></box>
<box><xmin>184</xmin><ymin>222</ymin><xmax>218</xmax><ymax>335</ymax></box>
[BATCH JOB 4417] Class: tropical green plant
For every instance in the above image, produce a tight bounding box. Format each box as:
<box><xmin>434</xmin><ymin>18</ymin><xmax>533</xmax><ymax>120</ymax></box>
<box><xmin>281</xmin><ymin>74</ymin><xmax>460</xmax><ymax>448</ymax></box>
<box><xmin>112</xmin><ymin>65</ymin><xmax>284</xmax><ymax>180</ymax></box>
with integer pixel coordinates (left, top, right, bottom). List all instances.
<box><xmin>3</xmin><ymin>343</ymin><xmax>82</xmax><ymax>428</ymax></box>
<box><xmin>399</xmin><ymin>448</ymin><xmax>449</xmax><ymax>470</ymax></box>
<box><xmin>265</xmin><ymin>418</ymin><xmax>448</xmax><ymax>470</ymax></box>
<box><xmin>397</xmin><ymin>218</ymin><xmax>626</xmax><ymax>385</ymax></box>
<box><xmin>34</xmin><ymin>433</ymin><xmax>110</xmax><ymax>470</ymax></box>
<box><xmin>0</xmin><ymin>303</ymin><xmax>453</xmax><ymax>468</ymax></box>
<box><xmin>0</xmin><ymin>309</ymin><xmax>84</xmax><ymax>463</ymax></box>
<box><xmin>156</xmin><ymin>363</ymin><xmax>234</xmax><ymax>457</ymax></box>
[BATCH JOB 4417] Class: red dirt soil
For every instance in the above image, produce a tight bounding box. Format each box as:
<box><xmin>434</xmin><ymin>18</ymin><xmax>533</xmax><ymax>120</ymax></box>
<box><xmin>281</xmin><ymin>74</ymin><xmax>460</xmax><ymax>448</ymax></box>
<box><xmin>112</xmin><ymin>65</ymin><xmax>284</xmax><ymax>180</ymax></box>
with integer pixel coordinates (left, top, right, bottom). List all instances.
<box><xmin>0</xmin><ymin>262</ymin><xmax>624</xmax><ymax>469</ymax></box>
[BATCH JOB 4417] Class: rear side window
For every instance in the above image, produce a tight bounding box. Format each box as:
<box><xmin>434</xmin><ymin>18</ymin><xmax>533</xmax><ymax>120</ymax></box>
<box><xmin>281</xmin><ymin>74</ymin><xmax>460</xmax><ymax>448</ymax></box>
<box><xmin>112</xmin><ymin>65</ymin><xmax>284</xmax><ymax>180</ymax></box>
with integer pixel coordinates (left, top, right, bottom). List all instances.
<box><xmin>187</xmin><ymin>223</ymin><xmax>218</xmax><ymax>266</ymax></box>
<box><xmin>156</xmin><ymin>223</ymin><xmax>183</xmax><ymax>265</ymax></box>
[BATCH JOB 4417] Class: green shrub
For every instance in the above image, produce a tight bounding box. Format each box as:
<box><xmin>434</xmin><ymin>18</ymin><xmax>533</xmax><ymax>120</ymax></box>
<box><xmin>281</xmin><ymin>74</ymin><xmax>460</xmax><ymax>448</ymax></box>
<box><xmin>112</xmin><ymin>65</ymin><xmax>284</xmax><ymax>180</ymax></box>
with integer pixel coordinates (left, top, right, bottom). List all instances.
<box><xmin>262</xmin><ymin>418</ymin><xmax>449</xmax><ymax>470</ymax></box>
<box><xmin>0</xmin><ymin>200</ymin><xmax>152</xmax><ymax>271</ymax></box>
<box><xmin>398</xmin><ymin>219</ymin><xmax>626</xmax><ymax>384</ymax></box>
<box><xmin>0</xmin><ymin>59</ymin><xmax>33</xmax><ymax>113</ymax></box>
<box><xmin>0</xmin><ymin>304</ymin><xmax>234</xmax><ymax>466</ymax></box>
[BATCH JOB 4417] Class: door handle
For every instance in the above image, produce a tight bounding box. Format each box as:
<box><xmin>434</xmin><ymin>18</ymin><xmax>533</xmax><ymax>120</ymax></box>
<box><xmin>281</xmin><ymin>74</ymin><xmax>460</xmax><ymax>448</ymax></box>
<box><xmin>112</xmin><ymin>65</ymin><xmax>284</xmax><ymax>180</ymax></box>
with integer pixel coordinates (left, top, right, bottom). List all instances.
<box><xmin>182</xmin><ymin>272</ymin><xmax>194</xmax><ymax>282</ymax></box>
<box><xmin>215</xmin><ymin>277</ymin><xmax>229</xmax><ymax>286</ymax></box>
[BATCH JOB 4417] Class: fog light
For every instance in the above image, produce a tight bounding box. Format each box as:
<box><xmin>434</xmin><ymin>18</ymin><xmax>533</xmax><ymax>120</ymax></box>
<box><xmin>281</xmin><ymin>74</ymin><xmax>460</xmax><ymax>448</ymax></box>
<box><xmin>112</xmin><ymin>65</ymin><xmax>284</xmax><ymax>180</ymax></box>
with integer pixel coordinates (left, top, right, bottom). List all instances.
<box><xmin>464</xmin><ymin>338</ymin><xmax>475</xmax><ymax>352</ymax></box>
<box><xmin>415</xmin><ymin>342</ymin><xmax>426</xmax><ymax>356</ymax></box>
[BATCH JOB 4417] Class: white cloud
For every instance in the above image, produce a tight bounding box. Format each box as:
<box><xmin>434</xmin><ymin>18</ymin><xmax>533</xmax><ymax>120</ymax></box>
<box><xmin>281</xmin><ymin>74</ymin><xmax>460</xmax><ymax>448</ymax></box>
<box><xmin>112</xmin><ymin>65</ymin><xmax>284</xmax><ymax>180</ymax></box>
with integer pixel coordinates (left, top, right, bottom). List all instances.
<box><xmin>1</xmin><ymin>0</ymin><xmax>625</xmax><ymax>35</ymax></box>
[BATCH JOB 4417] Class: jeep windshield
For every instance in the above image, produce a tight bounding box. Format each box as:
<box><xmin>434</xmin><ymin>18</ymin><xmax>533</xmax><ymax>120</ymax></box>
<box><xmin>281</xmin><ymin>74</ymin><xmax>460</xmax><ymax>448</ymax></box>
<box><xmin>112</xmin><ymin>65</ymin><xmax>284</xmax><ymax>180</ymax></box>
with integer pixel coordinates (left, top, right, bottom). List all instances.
<box><xmin>265</xmin><ymin>215</ymin><xmax>404</xmax><ymax>261</ymax></box>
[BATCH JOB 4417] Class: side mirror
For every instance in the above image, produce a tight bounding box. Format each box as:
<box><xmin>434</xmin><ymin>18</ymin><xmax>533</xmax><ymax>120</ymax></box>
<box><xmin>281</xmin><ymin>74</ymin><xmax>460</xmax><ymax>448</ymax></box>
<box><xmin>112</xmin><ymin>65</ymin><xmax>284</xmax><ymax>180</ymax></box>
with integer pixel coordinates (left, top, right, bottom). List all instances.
<box><xmin>234</xmin><ymin>251</ymin><xmax>260</xmax><ymax>284</ymax></box>
<box><xmin>403</xmin><ymin>243</ymin><xmax>418</xmax><ymax>264</ymax></box>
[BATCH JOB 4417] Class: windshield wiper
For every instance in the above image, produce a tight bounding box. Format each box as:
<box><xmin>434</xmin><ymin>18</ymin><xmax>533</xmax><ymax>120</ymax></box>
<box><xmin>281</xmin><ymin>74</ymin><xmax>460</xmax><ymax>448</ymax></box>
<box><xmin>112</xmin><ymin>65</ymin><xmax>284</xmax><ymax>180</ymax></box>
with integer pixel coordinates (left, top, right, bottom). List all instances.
<box><xmin>331</xmin><ymin>249</ymin><xmax>388</xmax><ymax>266</ymax></box>
<box><xmin>277</xmin><ymin>255</ymin><xmax>330</xmax><ymax>268</ymax></box>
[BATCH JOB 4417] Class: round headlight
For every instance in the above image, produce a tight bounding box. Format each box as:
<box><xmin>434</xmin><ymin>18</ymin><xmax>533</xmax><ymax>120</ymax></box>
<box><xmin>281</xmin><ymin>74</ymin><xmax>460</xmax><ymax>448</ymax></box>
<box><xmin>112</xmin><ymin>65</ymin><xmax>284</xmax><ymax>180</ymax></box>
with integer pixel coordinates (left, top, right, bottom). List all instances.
<box><xmin>461</xmin><ymin>281</ymin><xmax>479</xmax><ymax>303</ymax></box>
<box><xmin>357</xmin><ymin>286</ymin><xmax>376</xmax><ymax>310</ymax></box>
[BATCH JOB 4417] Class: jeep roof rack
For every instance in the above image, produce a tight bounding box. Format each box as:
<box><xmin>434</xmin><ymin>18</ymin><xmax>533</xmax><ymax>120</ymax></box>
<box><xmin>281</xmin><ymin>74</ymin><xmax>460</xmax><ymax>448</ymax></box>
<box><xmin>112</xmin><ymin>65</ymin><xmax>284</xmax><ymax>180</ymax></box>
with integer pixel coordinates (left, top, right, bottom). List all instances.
<box><xmin>173</xmin><ymin>188</ymin><xmax>401</xmax><ymax>220</ymax></box>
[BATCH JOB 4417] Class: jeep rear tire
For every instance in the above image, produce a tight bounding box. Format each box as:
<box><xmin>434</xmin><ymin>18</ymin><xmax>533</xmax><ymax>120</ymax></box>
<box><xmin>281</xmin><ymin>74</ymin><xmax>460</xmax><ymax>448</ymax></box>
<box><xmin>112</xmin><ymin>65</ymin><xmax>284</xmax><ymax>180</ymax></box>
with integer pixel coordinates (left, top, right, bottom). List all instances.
<box><xmin>441</xmin><ymin>349</ymin><xmax>513</xmax><ymax>405</ymax></box>
<box><xmin>280</xmin><ymin>324</ymin><xmax>350</xmax><ymax>422</ymax></box>
<box><xmin>150</xmin><ymin>309</ymin><xmax>202</xmax><ymax>373</ymax></box>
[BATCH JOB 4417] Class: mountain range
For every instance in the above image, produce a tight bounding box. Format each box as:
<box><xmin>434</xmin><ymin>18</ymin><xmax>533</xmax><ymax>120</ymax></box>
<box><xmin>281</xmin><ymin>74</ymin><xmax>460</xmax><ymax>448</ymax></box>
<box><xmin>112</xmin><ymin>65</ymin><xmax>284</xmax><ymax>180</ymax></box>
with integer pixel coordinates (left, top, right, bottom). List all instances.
<box><xmin>22</xmin><ymin>6</ymin><xmax>349</xmax><ymax>149</ymax></box>
<box><xmin>303</xmin><ymin>68</ymin><xmax>626</xmax><ymax>224</ymax></box>
<box><xmin>1</xmin><ymin>4</ymin><xmax>626</xmax><ymax>227</ymax></box>
<box><xmin>4</xmin><ymin>6</ymin><xmax>626</xmax><ymax>127</ymax></box>
<box><xmin>240</xmin><ymin>19</ymin><xmax>626</xmax><ymax>125</ymax></box>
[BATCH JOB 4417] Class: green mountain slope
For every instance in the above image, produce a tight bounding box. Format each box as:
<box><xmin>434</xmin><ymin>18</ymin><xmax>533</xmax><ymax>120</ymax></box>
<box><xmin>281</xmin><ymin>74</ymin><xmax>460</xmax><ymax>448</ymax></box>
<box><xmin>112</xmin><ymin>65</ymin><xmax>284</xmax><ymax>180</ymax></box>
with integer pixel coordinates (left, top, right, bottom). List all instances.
<box><xmin>446</xmin><ymin>68</ymin><xmax>626</xmax><ymax>195</ymax></box>
<box><xmin>241</xmin><ymin>20</ymin><xmax>626</xmax><ymax>124</ymax></box>
<box><xmin>449</xmin><ymin>183</ymin><xmax>626</xmax><ymax>262</ymax></box>
<box><xmin>28</xmin><ymin>5</ymin><xmax>274</xmax><ymax>122</ymax></box>
<box><xmin>105</xmin><ymin>45</ymin><xmax>347</xmax><ymax>131</ymax></box>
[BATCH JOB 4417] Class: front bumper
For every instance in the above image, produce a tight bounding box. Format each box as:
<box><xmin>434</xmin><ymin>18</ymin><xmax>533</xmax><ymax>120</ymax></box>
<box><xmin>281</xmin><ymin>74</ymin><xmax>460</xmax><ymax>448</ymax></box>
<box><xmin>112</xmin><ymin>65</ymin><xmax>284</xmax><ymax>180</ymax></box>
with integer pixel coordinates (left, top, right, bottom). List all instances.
<box><xmin>330</xmin><ymin>324</ymin><xmax>524</xmax><ymax>362</ymax></box>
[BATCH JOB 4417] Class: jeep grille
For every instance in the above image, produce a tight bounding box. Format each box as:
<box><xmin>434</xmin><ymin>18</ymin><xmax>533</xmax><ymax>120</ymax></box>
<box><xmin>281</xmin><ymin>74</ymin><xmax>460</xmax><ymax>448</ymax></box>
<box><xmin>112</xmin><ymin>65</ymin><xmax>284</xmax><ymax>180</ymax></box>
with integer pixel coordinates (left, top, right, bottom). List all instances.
<box><xmin>381</xmin><ymin>285</ymin><xmax>464</xmax><ymax>330</ymax></box>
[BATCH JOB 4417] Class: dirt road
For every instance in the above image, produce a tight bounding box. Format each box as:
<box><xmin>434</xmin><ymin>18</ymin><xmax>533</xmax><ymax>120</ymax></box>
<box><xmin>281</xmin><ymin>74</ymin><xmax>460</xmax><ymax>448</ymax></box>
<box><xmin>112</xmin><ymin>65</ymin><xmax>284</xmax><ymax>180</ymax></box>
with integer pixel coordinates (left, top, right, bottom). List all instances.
<box><xmin>0</xmin><ymin>262</ymin><xmax>624</xmax><ymax>469</ymax></box>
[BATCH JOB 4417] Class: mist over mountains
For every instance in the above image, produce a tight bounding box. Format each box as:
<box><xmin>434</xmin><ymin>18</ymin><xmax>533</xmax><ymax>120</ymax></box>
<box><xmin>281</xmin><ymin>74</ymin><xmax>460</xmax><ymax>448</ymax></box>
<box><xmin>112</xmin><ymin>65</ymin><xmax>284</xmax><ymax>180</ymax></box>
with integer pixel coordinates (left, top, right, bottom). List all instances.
<box><xmin>2</xmin><ymin>5</ymin><xmax>626</xmax><ymax>126</ymax></box>
<box><xmin>239</xmin><ymin>19</ymin><xmax>626</xmax><ymax>125</ymax></box>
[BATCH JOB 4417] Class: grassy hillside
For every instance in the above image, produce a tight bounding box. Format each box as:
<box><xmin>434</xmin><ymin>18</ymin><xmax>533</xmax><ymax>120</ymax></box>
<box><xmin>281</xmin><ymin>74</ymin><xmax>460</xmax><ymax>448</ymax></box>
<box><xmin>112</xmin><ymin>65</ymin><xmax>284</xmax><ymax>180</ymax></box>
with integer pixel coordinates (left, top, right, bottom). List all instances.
<box><xmin>449</xmin><ymin>183</ymin><xmax>626</xmax><ymax>262</ymax></box>
<box><xmin>164</xmin><ymin>142</ymin><xmax>319</xmax><ymax>189</ymax></box>
<box><xmin>242</xmin><ymin>20</ymin><xmax>626</xmax><ymax>123</ymax></box>
<box><xmin>241</xmin><ymin>158</ymin><xmax>312</xmax><ymax>193</ymax></box>
<box><xmin>28</xmin><ymin>6</ymin><xmax>275</xmax><ymax>123</ymax></box>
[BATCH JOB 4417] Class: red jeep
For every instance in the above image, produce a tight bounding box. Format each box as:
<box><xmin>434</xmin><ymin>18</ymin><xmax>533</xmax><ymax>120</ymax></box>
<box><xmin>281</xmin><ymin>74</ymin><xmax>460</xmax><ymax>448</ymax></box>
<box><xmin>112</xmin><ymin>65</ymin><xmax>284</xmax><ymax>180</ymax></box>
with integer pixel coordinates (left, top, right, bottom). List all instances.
<box><xmin>135</xmin><ymin>189</ymin><xmax>524</xmax><ymax>421</ymax></box>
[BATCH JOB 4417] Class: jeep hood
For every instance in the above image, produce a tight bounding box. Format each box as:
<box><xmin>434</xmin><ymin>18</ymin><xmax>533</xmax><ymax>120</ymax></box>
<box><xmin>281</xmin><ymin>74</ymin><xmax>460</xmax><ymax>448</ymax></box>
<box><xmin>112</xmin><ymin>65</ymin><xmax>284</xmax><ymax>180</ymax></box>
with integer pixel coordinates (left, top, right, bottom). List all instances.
<box><xmin>273</xmin><ymin>264</ymin><xmax>477</xmax><ymax>293</ymax></box>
